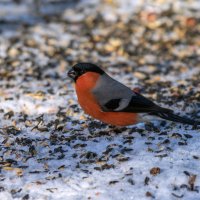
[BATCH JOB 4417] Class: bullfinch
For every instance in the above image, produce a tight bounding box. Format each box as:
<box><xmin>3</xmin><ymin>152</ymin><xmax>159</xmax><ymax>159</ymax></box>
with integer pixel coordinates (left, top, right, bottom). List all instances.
<box><xmin>68</xmin><ymin>63</ymin><xmax>199</xmax><ymax>126</ymax></box>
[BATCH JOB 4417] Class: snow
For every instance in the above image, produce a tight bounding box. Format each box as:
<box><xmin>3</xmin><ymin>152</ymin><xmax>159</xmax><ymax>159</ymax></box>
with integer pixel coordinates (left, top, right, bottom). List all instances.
<box><xmin>0</xmin><ymin>0</ymin><xmax>200</xmax><ymax>199</ymax></box>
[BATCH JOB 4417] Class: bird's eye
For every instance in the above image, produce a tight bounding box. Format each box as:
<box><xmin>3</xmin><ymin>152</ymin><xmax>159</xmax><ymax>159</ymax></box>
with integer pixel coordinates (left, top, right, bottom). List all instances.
<box><xmin>73</xmin><ymin>66</ymin><xmax>84</xmax><ymax>75</ymax></box>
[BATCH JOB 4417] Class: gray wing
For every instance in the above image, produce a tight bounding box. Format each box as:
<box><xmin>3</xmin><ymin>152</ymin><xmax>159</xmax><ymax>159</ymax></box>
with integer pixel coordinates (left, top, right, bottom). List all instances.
<box><xmin>92</xmin><ymin>73</ymin><xmax>156</xmax><ymax>113</ymax></box>
<box><xmin>92</xmin><ymin>74</ymin><xmax>134</xmax><ymax>111</ymax></box>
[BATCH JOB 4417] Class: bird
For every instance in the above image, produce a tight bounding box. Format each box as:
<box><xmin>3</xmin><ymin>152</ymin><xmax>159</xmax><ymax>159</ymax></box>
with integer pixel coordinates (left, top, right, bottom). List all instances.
<box><xmin>68</xmin><ymin>63</ymin><xmax>199</xmax><ymax>127</ymax></box>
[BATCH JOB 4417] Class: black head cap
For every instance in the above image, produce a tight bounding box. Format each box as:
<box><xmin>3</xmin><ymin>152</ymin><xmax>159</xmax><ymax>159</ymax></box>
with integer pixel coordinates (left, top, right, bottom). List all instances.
<box><xmin>68</xmin><ymin>63</ymin><xmax>105</xmax><ymax>81</ymax></box>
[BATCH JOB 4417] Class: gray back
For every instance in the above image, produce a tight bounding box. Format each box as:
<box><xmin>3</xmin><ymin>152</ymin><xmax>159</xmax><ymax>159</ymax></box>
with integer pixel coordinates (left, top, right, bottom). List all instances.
<box><xmin>92</xmin><ymin>73</ymin><xmax>134</xmax><ymax>110</ymax></box>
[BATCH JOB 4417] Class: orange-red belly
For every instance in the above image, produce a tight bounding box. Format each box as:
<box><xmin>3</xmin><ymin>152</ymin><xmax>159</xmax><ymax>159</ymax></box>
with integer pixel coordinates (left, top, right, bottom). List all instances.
<box><xmin>75</xmin><ymin>72</ymin><xmax>138</xmax><ymax>126</ymax></box>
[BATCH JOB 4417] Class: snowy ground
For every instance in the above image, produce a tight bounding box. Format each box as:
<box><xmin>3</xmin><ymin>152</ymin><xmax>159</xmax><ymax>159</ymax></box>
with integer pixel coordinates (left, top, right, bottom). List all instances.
<box><xmin>0</xmin><ymin>0</ymin><xmax>200</xmax><ymax>200</ymax></box>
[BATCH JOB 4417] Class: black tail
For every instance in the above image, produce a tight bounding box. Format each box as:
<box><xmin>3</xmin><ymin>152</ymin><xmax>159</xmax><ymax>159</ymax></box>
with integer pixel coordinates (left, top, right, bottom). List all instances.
<box><xmin>150</xmin><ymin>107</ymin><xmax>200</xmax><ymax>126</ymax></box>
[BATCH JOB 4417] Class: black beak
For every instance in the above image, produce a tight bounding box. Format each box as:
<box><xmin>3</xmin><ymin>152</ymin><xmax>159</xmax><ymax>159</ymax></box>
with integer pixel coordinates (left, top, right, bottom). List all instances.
<box><xmin>68</xmin><ymin>68</ymin><xmax>77</xmax><ymax>80</ymax></box>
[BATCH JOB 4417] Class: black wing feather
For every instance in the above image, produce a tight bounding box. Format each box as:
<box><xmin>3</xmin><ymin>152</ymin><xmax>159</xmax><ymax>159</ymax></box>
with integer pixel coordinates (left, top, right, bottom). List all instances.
<box><xmin>103</xmin><ymin>99</ymin><xmax>121</xmax><ymax>110</ymax></box>
<box><xmin>122</xmin><ymin>93</ymin><xmax>156</xmax><ymax>112</ymax></box>
<box><xmin>103</xmin><ymin>93</ymin><xmax>157</xmax><ymax>113</ymax></box>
